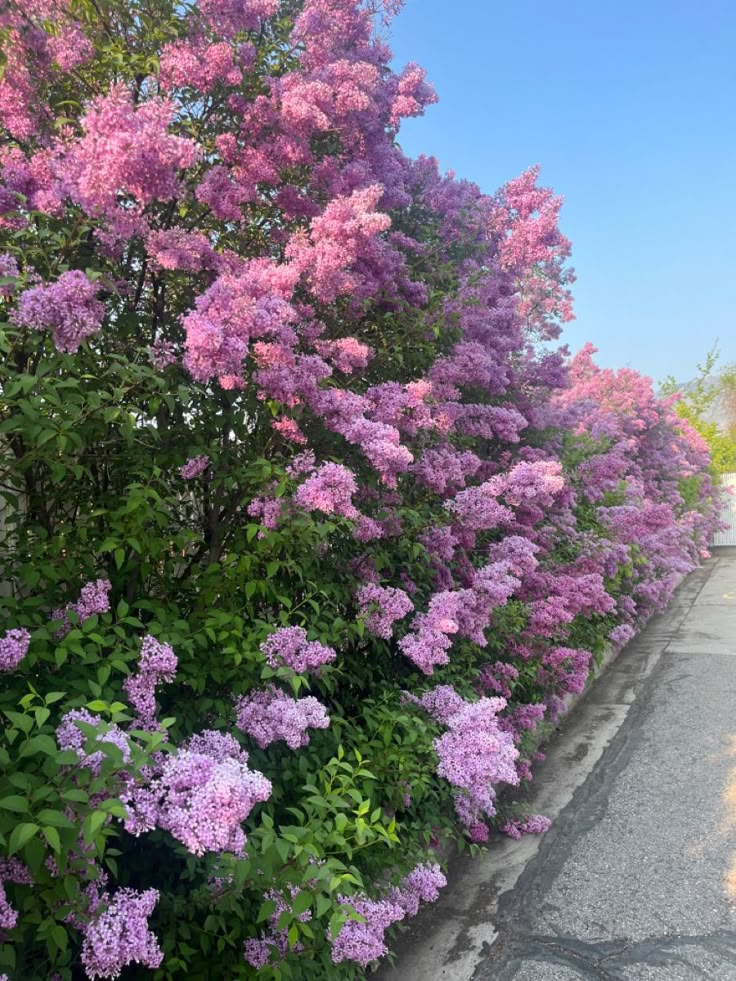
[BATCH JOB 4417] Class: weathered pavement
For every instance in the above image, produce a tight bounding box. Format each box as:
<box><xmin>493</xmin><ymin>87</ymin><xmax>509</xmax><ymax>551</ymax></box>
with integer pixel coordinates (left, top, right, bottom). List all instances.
<box><xmin>378</xmin><ymin>551</ymin><xmax>736</xmax><ymax>981</ymax></box>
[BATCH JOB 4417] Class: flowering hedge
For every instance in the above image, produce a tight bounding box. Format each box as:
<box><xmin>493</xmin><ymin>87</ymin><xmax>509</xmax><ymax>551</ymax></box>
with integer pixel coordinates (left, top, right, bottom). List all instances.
<box><xmin>0</xmin><ymin>0</ymin><xmax>721</xmax><ymax>978</ymax></box>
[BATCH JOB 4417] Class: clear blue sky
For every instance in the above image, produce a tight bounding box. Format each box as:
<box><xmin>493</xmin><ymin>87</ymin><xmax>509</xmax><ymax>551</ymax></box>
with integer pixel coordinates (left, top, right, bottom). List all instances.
<box><xmin>389</xmin><ymin>0</ymin><xmax>736</xmax><ymax>384</ymax></box>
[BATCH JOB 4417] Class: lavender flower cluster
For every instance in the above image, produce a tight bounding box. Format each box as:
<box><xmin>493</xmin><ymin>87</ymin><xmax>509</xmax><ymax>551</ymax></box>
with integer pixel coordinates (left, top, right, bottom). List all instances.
<box><xmin>123</xmin><ymin>634</ymin><xmax>178</xmax><ymax>727</ymax></box>
<box><xmin>235</xmin><ymin>686</ymin><xmax>330</xmax><ymax>749</ymax></box>
<box><xmin>0</xmin><ymin>627</ymin><xmax>30</xmax><ymax>672</ymax></box>
<box><xmin>53</xmin><ymin>579</ymin><xmax>111</xmax><ymax>637</ymax></box>
<box><xmin>80</xmin><ymin>887</ymin><xmax>163</xmax><ymax>979</ymax></box>
<box><xmin>331</xmin><ymin>863</ymin><xmax>446</xmax><ymax>967</ymax></box>
<box><xmin>260</xmin><ymin>625</ymin><xmax>336</xmax><ymax>673</ymax></box>
<box><xmin>125</xmin><ymin>730</ymin><xmax>271</xmax><ymax>856</ymax></box>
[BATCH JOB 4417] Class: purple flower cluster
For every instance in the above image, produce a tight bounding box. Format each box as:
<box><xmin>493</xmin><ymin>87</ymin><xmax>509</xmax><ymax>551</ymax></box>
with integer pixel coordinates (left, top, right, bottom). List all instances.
<box><xmin>406</xmin><ymin>684</ymin><xmax>466</xmax><ymax>725</ymax></box>
<box><xmin>388</xmin><ymin>863</ymin><xmax>447</xmax><ymax>917</ymax></box>
<box><xmin>12</xmin><ymin>270</ymin><xmax>105</xmax><ymax>353</ymax></box>
<box><xmin>123</xmin><ymin>634</ymin><xmax>178</xmax><ymax>727</ymax></box>
<box><xmin>293</xmin><ymin>462</ymin><xmax>359</xmax><ymax>518</ymax></box>
<box><xmin>609</xmin><ymin>623</ymin><xmax>636</xmax><ymax>649</ymax></box>
<box><xmin>356</xmin><ymin>583</ymin><xmax>414</xmax><ymax>639</ymax></box>
<box><xmin>331</xmin><ymin>894</ymin><xmax>404</xmax><ymax>967</ymax></box>
<box><xmin>500</xmin><ymin>703</ymin><xmax>547</xmax><ymax>740</ymax></box>
<box><xmin>479</xmin><ymin>661</ymin><xmax>520</xmax><ymax>699</ymax></box>
<box><xmin>260</xmin><ymin>625</ymin><xmax>336</xmax><ymax>673</ymax></box>
<box><xmin>244</xmin><ymin>931</ymin><xmax>289</xmax><ymax>969</ymax></box>
<box><xmin>500</xmin><ymin>814</ymin><xmax>552</xmax><ymax>840</ymax></box>
<box><xmin>148</xmin><ymin>337</ymin><xmax>178</xmax><ymax>370</ymax></box>
<box><xmin>445</xmin><ymin>483</ymin><xmax>512</xmax><ymax>533</ymax></box>
<box><xmin>488</xmin><ymin>535</ymin><xmax>540</xmax><ymax>577</ymax></box>
<box><xmin>0</xmin><ymin>882</ymin><xmax>17</xmax><ymax>930</ymax></box>
<box><xmin>468</xmin><ymin>821</ymin><xmax>490</xmax><ymax>843</ymax></box>
<box><xmin>56</xmin><ymin>708</ymin><xmax>132</xmax><ymax>773</ymax></box>
<box><xmin>398</xmin><ymin>591</ymin><xmax>461</xmax><ymax>675</ymax></box>
<box><xmin>53</xmin><ymin>579</ymin><xmax>111</xmax><ymax>637</ymax></box>
<box><xmin>235</xmin><ymin>686</ymin><xmax>330</xmax><ymax>749</ymax></box>
<box><xmin>179</xmin><ymin>454</ymin><xmax>210</xmax><ymax>479</ymax></box>
<box><xmin>0</xmin><ymin>858</ymin><xmax>32</xmax><ymax>885</ymax></box>
<box><xmin>331</xmin><ymin>863</ymin><xmax>446</xmax><ymax>967</ymax></box>
<box><xmin>0</xmin><ymin>252</ymin><xmax>18</xmax><ymax>296</ymax></box>
<box><xmin>0</xmin><ymin>627</ymin><xmax>30</xmax><ymax>671</ymax></box>
<box><xmin>244</xmin><ymin>886</ymin><xmax>311</xmax><ymax>967</ymax></box>
<box><xmin>541</xmin><ymin>646</ymin><xmax>592</xmax><ymax>696</ymax></box>
<box><xmin>431</xmin><ymin>693</ymin><xmax>519</xmax><ymax>826</ymax></box>
<box><xmin>126</xmin><ymin>730</ymin><xmax>271</xmax><ymax>856</ymax></box>
<box><xmin>80</xmin><ymin>887</ymin><xmax>163</xmax><ymax>979</ymax></box>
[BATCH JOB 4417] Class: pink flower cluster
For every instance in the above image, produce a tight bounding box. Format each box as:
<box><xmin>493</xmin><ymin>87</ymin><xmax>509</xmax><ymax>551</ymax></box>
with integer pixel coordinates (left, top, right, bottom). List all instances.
<box><xmin>158</xmin><ymin>37</ymin><xmax>242</xmax><ymax>94</ymax></box>
<box><xmin>64</xmin><ymin>84</ymin><xmax>199</xmax><ymax>217</ymax></box>
<box><xmin>198</xmin><ymin>0</ymin><xmax>278</xmax><ymax>37</ymax></box>
<box><xmin>182</xmin><ymin>259</ymin><xmax>299</xmax><ymax>389</ymax></box>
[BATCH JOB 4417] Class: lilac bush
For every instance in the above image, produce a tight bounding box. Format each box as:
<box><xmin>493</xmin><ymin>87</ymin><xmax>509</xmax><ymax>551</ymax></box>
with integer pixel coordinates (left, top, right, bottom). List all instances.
<box><xmin>0</xmin><ymin>0</ymin><xmax>721</xmax><ymax>977</ymax></box>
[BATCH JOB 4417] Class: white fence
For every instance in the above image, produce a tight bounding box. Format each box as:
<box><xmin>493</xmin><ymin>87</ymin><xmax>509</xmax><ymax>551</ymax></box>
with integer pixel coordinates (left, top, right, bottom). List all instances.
<box><xmin>713</xmin><ymin>473</ymin><xmax>736</xmax><ymax>547</ymax></box>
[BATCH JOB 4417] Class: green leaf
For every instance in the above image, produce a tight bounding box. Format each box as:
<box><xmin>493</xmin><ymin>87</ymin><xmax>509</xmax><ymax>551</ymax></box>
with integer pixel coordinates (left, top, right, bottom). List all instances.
<box><xmin>329</xmin><ymin>911</ymin><xmax>346</xmax><ymax>940</ymax></box>
<box><xmin>256</xmin><ymin>899</ymin><xmax>278</xmax><ymax>924</ymax></box>
<box><xmin>9</xmin><ymin>822</ymin><xmax>39</xmax><ymax>855</ymax></box>
<box><xmin>291</xmin><ymin>890</ymin><xmax>312</xmax><ymax>916</ymax></box>
<box><xmin>36</xmin><ymin>809</ymin><xmax>75</xmax><ymax>828</ymax></box>
<box><xmin>42</xmin><ymin>826</ymin><xmax>61</xmax><ymax>853</ymax></box>
<box><xmin>33</xmin><ymin>707</ymin><xmax>51</xmax><ymax>727</ymax></box>
<box><xmin>316</xmin><ymin>893</ymin><xmax>333</xmax><ymax>918</ymax></box>
<box><xmin>99</xmin><ymin>799</ymin><xmax>128</xmax><ymax>819</ymax></box>
<box><xmin>0</xmin><ymin>795</ymin><xmax>29</xmax><ymax>813</ymax></box>
<box><xmin>61</xmin><ymin>788</ymin><xmax>88</xmax><ymax>803</ymax></box>
<box><xmin>4</xmin><ymin>710</ymin><xmax>33</xmax><ymax>734</ymax></box>
<box><xmin>19</xmin><ymin>734</ymin><xmax>58</xmax><ymax>758</ymax></box>
<box><xmin>83</xmin><ymin>811</ymin><xmax>108</xmax><ymax>844</ymax></box>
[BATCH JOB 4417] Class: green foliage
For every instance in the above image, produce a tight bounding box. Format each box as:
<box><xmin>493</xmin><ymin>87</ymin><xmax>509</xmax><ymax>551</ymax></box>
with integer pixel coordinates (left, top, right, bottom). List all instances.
<box><xmin>662</xmin><ymin>346</ymin><xmax>736</xmax><ymax>476</ymax></box>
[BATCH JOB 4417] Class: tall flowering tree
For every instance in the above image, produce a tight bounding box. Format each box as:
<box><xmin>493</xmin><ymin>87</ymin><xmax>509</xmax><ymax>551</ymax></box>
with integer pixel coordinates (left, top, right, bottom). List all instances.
<box><xmin>0</xmin><ymin>0</ymin><xmax>720</xmax><ymax>977</ymax></box>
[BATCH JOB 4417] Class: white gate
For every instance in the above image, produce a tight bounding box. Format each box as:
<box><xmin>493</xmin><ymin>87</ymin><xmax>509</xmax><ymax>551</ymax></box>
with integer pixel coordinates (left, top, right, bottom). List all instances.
<box><xmin>713</xmin><ymin>473</ymin><xmax>736</xmax><ymax>546</ymax></box>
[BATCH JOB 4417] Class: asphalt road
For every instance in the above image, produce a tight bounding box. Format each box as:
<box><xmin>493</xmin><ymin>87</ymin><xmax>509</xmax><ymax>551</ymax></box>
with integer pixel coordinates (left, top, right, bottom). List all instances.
<box><xmin>378</xmin><ymin>552</ymin><xmax>736</xmax><ymax>981</ymax></box>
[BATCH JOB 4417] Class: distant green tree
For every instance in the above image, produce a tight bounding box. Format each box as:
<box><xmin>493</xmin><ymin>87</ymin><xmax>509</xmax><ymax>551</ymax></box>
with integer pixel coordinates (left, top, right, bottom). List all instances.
<box><xmin>662</xmin><ymin>347</ymin><xmax>736</xmax><ymax>475</ymax></box>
